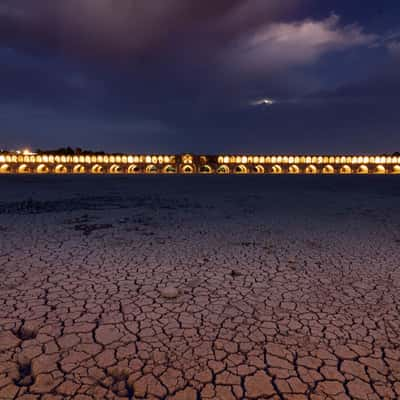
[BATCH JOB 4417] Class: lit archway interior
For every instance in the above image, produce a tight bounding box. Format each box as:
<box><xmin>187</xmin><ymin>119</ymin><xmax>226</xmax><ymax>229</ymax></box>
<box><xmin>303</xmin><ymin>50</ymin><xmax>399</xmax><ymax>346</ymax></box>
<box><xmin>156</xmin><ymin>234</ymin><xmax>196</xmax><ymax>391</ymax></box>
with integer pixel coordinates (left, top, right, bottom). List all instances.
<box><xmin>340</xmin><ymin>165</ymin><xmax>352</xmax><ymax>174</ymax></box>
<box><xmin>182</xmin><ymin>165</ymin><xmax>193</xmax><ymax>174</ymax></box>
<box><xmin>305</xmin><ymin>165</ymin><xmax>317</xmax><ymax>174</ymax></box>
<box><xmin>164</xmin><ymin>165</ymin><xmax>177</xmax><ymax>173</ymax></box>
<box><xmin>73</xmin><ymin>165</ymin><xmax>85</xmax><ymax>174</ymax></box>
<box><xmin>393</xmin><ymin>165</ymin><xmax>400</xmax><ymax>174</ymax></box>
<box><xmin>91</xmin><ymin>164</ymin><xmax>103</xmax><ymax>174</ymax></box>
<box><xmin>200</xmin><ymin>165</ymin><xmax>212</xmax><ymax>174</ymax></box>
<box><xmin>234</xmin><ymin>165</ymin><xmax>248</xmax><ymax>174</ymax></box>
<box><xmin>254</xmin><ymin>165</ymin><xmax>264</xmax><ymax>174</ymax></box>
<box><xmin>217</xmin><ymin>165</ymin><xmax>230</xmax><ymax>174</ymax></box>
<box><xmin>110</xmin><ymin>164</ymin><xmax>122</xmax><ymax>174</ymax></box>
<box><xmin>375</xmin><ymin>165</ymin><xmax>386</xmax><ymax>174</ymax></box>
<box><xmin>0</xmin><ymin>164</ymin><xmax>11</xmax><ymax>174</ymax></box>
<box><xmin>288</xmin><ymin>165</ymin><xmax>300</xmax><ymax>174</ymax></box>
<box><xmin>128</xmin><ymin>165</ymin><xmax>141</xmax><ymax>174</ymax></box>
<box><xmin>37</xmin><ymin>164</ymin><xmax>49</xmax><ymax>174</ymax></box>
<box><xmin>322</xmin><ymin>165</ymin><xmax>335</xmax><ymax>174</ymax></box>
<box><xmin>271</xmin><ymin>165</ymin><xmax>283</xmax><ymax>174</ymax></box>
<box><xmin>55</xmin><ymin>164</ymin><xmax>67</xmax><ymax>174</ymax></box>
<box><xmin>146</xmin><ymin>165</ymin><xmax>158</xmax><ymax>174</ymax></box>
<box><xmin>18</xmin><ymin>164</ymin><xmax>30</xmax><ymax>174</ymax></box>
<box><xmin>357</xmin><ymin>165</ymin><xmax>368</xmax><ymax>174</ymax></box>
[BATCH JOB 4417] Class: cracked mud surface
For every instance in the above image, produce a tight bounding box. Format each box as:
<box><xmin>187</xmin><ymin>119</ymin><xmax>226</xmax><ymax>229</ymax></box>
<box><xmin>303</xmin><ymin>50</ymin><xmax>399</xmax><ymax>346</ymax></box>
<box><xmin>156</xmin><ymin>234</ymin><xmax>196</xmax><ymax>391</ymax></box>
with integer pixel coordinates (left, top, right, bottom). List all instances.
<box><xmin>1</xmin><ymin>175</ymin><xmax>400</xmax><ymax>399</ymax></box>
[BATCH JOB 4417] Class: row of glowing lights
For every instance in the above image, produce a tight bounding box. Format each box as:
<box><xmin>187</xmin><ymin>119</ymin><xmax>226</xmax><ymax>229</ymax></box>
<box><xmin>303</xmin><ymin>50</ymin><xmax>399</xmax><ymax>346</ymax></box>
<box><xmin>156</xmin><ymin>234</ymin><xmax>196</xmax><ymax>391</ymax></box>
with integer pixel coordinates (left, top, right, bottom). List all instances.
<box><xmin>1</xmin><ymin>152</ymin><xmax>398</xmax><ymax>165</ymax></box>
<box><xmin>218</xmin><ymin>155</ymin><xmax>398</xmax><ymax>164</ymax></box>
<box><xmin>0</xmin><ymin>154</ymin><xmax>175</xmax><ymax>164</ymax></box>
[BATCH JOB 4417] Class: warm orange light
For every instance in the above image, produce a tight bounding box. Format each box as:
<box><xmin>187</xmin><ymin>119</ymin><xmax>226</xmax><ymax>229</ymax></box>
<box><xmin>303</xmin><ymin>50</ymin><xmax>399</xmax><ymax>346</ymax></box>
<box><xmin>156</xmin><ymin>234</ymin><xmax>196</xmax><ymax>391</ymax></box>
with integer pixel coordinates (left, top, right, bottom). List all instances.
<box><xmin>4</xmin><ymin>151</ymin><xmax>400</xmax><ymax>175</ymax></box>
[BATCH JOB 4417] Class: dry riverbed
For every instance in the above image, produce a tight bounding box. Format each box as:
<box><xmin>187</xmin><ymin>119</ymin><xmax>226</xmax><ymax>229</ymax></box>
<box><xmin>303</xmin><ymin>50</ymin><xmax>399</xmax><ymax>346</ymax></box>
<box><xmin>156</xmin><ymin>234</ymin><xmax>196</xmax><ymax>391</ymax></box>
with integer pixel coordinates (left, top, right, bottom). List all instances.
<box><xmin>0</xmin><ymin>175</ymin><xmax>399</xmax><ymax>399</ymax></box>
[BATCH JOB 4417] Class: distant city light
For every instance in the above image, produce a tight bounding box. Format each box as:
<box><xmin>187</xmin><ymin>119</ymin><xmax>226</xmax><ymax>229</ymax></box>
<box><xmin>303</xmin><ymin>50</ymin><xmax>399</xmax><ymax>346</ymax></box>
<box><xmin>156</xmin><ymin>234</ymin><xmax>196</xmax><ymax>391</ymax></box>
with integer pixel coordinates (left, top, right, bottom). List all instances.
<box><xmin>19</xmin><ymin>148</ymin><xmax>36</xmax><ymax>155</ymax></box>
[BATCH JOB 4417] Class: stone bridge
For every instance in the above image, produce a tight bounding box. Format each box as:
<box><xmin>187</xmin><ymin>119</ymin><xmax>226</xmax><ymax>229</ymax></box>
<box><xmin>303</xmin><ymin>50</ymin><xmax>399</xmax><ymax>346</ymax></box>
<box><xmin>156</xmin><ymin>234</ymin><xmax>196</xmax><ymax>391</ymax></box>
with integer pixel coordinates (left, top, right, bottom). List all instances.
<box><xmin>1</xmin><ymin>153</ymin><xmax>399</xmax><ymax>175</ymax></box>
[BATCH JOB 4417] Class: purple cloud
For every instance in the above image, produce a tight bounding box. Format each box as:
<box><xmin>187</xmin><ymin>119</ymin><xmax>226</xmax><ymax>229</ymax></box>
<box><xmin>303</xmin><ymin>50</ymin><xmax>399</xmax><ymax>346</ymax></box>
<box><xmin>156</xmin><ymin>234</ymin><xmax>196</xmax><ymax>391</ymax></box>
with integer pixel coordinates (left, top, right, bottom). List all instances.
<box><xmin>224</xmin><ymin>14</ymin><xmax>377</xmax><ymax>76</ymax></box>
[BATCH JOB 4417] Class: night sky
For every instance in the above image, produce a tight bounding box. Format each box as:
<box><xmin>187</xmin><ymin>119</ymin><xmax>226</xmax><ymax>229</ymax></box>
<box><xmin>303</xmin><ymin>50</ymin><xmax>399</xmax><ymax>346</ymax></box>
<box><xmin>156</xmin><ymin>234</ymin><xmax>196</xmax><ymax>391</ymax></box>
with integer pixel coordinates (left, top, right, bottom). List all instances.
<box><xmin>1</xmin><ymin>0</ymin><xmax>399</xmax><ymax>154</ymax></box>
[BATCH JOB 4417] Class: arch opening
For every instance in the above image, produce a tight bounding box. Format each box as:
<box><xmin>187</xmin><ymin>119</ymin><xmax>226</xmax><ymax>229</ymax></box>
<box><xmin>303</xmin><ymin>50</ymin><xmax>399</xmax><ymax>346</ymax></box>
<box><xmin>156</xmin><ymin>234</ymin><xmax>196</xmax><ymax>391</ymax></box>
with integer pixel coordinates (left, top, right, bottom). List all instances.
<box><xmin>18</xmin><ymin>164</ymin><xmax>30</xmax><ymax>174</ymax></box>
<box><xmin>128</xmin><ymin>165</ymin><xmax>141</xmax><ymax>174</ymax></box>
<box><xmin>234</xmin><ymin>164</ymin><xmax>248</xmax><ymax>174</ymax></box>
<box><xmin>55</xmin><ymin>164</ymin><xmax>67</xmax><ymax>174</ymax></box>
<box><xmin>322</xmin><ymin>165</ymin><xmax>335</xmax><ymax>174</ymax></box>
<box><xmin>110</xmin><ymin>164</ymin><xmax>122</xmax><ymax>174</ymax></box>
<box><xmin>357</xmin><ymin>165</ymin><xmax>369</xmax><ymax>174</ymax></box>
<box><xmin>164</xmin><ymin>165</ymin><xmax>177</xmax><ymax>174</ymax></box>
<box><xmin>199</xmin><ymin>165</ymin><xmax>212</xmax><ymax>174</ymax></box>
<box><xmin>0</xmin><ymin>164</ymin><xmax>11</xmax><ymax>174</ymax></box>
<box><xmin>73</xmin><ymin>164</ymin><xmax>85</xmax><ymax>174</ymax></box>
<box><xmin>340</xmin><ymin>165</ymin><xmax>352</xmax><ymax>174</ymax></box>
<box><xmin>254</xmin><ymin>165</ymin><xmax>264</xmax><ymax>174</ymax></box>
<box><xmin>91</xmin><ymin>164</ymin><xmax>104</xmax><ymax>174</ymax></box>
<box><xmin>146</xmin><ymin>164</ymin><xmax>158</xmax><ymax>174</ymax></box>
<box><xmin>217</xmin><ymin>165</ymin><xmax>230</xmax><ymax>174</ymax></box>
<box><xmin>305</xmin><ymin>165</ymin><xmax>317</xmax><ymax>174</ymax></box>
<box><xmin>288</xmin><ymin>165</ymin><xmax>300</xmax><ymax>174</ymax></box>
<box><xmin>375</xmin><ymin>165</ymin><xmax>386</xmax><ymax>174</ymax></box>
<box><xmin>393</xmin><ymin>165</ymin><xmax>400</xmax><ymax>174</ymax></box>
<box><xmin>37</xmin><ymin>164</ymin><xmax>49</xmax><ymax>174</ymax></box>
<box><xmin>271</xmin><ymin>165</ymin><xmax>282</xmax><ymax>174</ymax></box>
<box><xmin>182</xmin><ymin>165</ymin><xmax>193</xmax><ymax>174</ymax></box>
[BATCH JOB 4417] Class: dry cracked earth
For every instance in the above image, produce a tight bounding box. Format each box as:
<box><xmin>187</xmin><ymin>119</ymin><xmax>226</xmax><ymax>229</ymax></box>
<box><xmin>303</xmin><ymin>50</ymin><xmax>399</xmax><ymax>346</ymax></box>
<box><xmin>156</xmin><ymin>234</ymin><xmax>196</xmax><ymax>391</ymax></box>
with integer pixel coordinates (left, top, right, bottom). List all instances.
<box><xmin>0</xmin><ymin>175</ymin><xmax>399</xmax><ymax>400</ymax></box>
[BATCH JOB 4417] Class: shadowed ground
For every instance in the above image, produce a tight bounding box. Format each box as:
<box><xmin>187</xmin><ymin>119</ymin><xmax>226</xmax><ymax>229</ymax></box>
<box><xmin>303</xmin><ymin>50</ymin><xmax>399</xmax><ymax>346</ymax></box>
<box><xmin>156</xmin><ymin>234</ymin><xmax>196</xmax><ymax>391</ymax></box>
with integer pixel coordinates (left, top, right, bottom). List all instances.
<box><xmin>0</xmin><ymin>176</ymin><xmax>399</xmax><ymax>399</ymax></box>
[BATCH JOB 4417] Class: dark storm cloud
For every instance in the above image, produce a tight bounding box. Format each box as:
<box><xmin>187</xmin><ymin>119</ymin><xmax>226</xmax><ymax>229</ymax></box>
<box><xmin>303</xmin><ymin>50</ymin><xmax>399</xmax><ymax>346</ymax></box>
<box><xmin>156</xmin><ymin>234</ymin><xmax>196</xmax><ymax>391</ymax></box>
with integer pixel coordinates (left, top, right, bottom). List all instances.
<box><xmin>0</xmin><ymin>0</ymin><xmax>378</xmax><ymax>81</ymax></box>
<box><xmin>0</xmin><ymin>0</ymin><xmax>315</xmax><ymax>108</ymax></box>
<box><xmin>0</xmin><ymin>0</ymin><xmax>303</xmax><ymax>60</ymax></box>
<box><xmin>0</xmin><ymin>0</ymin><xmax>378</xmax><ymax>102</ymax></box>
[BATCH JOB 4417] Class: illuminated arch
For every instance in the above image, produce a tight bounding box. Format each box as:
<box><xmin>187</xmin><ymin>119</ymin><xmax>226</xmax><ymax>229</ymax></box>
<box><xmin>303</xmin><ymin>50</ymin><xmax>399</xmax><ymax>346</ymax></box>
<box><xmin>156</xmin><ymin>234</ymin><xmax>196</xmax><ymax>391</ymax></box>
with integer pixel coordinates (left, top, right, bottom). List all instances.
<box><xmin>234</xmin><ymin>164</ymin><xmax>248</xmax><ymax>174</ymax></box>
<box><xmin>91</xmin><ymin>164</ymin><xmax>104</xmax><ymax>174</ymax></box>
<box><xmin>322</xmin><ymin>165</ymin><xmax>335</xmax><ymax>174</ymax></box>
<box><xmin>164</xmin><ymin>164</ymin><xmax>177</xmax><ymax>174</ymax></box>
<box><xmin>181</xmin><ymin>165</ymin><xmax>193</xmax><ymax>174</ymax></box>
<box><xmin>305</xmin><ymin>164</ymin><xmax>318</xmax><ymax>174</ymax></box>
<box><xmin>199</xmin><ymin>165</ymin><xmax>212</xmax><ymax>174</ymax></box>
<box><xmin>357</xmin><ymin>165</ymin><xmax>369</xmax><ymax>174</ymax></box>
<box><xmin>271</xmin><ymin>165</ymin><xmax>282</xmax><ymax>174</ymax></box>
<box><xmin>340</xmin><ymin>165</ymin><xmax>352</xmax><ymax>174</ymax></box>
<box><xmin>288</xmin><ymin>165</ymin><xmax>300</xmax><ymax>174</ymax></box>
<box><xmin>375</xmin><ymin>165</ymin><xmax>386</xmax><ymax>174</ymax></box>
<box><xmin>0</xmin><ymin>164</ymin><xmax>11</xmax><ymax>174</ymax></box>
<box><xmin>55</xmin><ymin>164</ymin><xmax>67</xmax><ymax>174</ymax></box>
<box><xmin>393</xmin><ymin>165</ymin><xmax>400</xmax><ymax>174</ymax></box>
<box><xmin>217</xmin><ymin>165</ymin><xmax>230</xmax><ymax>174</ymax></box>
<box><xmin>37</xmin><ymin>164</ymin><xmax>49</xmax><ymax>174</ymax></box>
<box><xmin>18</xmin><ymin>164</ymin><xmax>30</xmax><ymax>174</ymax></box>
<box><xmin>146</xmin><ymin>164</ymin><xmax>158</xmax><ymax>174</ymax></box>
<box><xmin>73</xmin><ymin>164</ymin><xmax>85</xmax><ymax>174</ymax></box>
<box><xmin>254</xmin><ymin>165</ymin><xmax>265</xmax><ymax>174</ymax></box>
<box><xmin>110</xmin><ymin>164</ymin><xmax>122</xmax><ymax>174</ymax></box>
<box><xmin>127</xmin><ymin>165</ymin><xmax>141</xmax><ymax>174</ymax></box>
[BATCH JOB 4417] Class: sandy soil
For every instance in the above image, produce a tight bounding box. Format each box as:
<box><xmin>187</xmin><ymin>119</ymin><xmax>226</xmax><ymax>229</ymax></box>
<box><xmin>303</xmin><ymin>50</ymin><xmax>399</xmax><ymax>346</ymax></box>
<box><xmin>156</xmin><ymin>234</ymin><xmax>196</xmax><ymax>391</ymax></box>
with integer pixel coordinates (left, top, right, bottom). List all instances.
<box><xmin>0</xmin><ymin>175</ymin><xmax>399</xmax><ymax>400</ymax></box>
